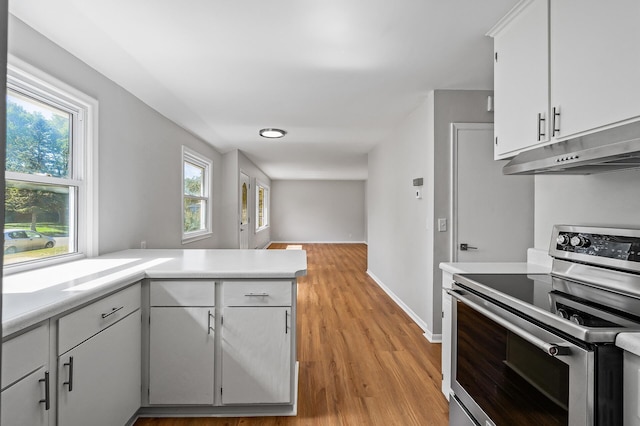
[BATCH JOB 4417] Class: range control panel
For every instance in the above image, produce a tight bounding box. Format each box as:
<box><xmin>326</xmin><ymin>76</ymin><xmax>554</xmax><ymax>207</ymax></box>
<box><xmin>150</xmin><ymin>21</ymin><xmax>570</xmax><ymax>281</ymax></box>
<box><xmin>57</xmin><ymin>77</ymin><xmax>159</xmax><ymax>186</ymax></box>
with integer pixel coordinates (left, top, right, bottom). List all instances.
<box><xmin>553</xmin><ymin>227</ymin><xmax>640</xmax><ymax>262</ymax></box>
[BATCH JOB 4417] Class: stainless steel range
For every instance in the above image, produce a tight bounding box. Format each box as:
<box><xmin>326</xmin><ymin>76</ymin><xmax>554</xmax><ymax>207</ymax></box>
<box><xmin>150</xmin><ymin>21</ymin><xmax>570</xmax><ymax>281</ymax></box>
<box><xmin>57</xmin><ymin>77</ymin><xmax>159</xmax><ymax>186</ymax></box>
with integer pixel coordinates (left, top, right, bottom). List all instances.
<box><xmin>448</xmin><ymin>225</ymin><xmax>640</xmax><ymax>426</ymax></box>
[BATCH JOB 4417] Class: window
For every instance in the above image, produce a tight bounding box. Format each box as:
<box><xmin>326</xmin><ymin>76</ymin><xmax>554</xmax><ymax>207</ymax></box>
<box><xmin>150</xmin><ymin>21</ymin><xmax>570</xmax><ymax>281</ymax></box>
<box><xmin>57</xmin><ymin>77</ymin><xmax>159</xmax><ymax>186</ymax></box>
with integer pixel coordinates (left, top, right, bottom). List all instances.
<box><xmin>255</xmin><ymin>181</ymin><xmax>269</xmax><ymax>232</ymax></box>
<box><xmin>182</xmin><ymin>146</ymin><xmax>212</xmax><ymax>243</ymax></box>
<box><xmin>5</xmin><ymin>59</ymin><xmax>97</xmax><ymax>271</ymax></box>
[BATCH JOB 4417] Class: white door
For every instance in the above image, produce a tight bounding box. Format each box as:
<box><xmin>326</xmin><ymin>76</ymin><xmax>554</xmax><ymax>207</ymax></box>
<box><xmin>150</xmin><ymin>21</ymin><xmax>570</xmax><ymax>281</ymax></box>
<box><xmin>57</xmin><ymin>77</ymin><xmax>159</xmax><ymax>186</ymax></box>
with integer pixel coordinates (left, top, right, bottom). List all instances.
<box><xmin>149</xmin><ymin>307</ymin><xmax>215</xmax><ymax>405</ymax></box>
<box><xmin>239</xmin><ymin>172</ymin><xmax>250</xmax><ymax>249</ymax></box>
<box><xmin>451</xmin><ymin>123</ymin><xmax>534</xmax><ymax>262</ymax></box>
<box><xmin>221</xmin><ymin>307</ymin><xmax>291</xmax><ymax>404</ymax></box>
<box><xmin>58</xmin><ymin>312</ymin><xmax>141</xmax><ymax>426</ymax></box>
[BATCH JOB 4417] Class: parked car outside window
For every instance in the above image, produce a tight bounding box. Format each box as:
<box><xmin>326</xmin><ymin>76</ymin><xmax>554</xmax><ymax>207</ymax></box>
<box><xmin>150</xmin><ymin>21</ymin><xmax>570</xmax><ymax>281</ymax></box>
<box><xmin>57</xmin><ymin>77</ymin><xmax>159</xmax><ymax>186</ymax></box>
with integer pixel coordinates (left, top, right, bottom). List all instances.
<box><xmin>4</xmin><ymin>229</ymin><xmax>56</xmax><ymax>254</ymax></box>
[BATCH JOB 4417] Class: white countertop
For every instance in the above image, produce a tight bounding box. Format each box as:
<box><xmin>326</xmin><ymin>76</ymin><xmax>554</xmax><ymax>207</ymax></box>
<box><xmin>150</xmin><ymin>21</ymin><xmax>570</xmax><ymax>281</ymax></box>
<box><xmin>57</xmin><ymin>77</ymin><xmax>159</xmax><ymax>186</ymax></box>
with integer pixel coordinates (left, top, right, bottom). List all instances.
<box><xmin>3</xmin><ymin>249</ymin><xmax>307</xmax><ymax>337</ymax></box>
<box><xmin>439</xmin><ymin>262</ymin><xmax>551</xmax><ymax>275</ymax></box>
<box><xmin>616</xmin><ymin>333</ymin><xmax>640</xmax><ymax>357</ymax></box>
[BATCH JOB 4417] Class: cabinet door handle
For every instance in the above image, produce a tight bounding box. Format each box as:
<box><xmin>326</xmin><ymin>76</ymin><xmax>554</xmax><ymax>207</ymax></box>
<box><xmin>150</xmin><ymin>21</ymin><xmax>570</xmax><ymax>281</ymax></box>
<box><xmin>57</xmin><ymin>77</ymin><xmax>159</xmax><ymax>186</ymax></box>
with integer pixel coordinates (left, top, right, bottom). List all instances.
<box><xmin>63</xmin><ymin>356</ymin><xmax>74</xmax><ymax>392</ymax></box>
<box><xmin>207</xmin><ymin>310</ymin><xmax>215</xmax><ymax>335</ymax></box>
<box><xmin>244</xmin><ymin>292</ymin><xmax>269</xmax><ymax>297</ymax></box>
<box><xmin>552</xmin><ymin>107</ymin><xmax>561</xmax><ymax>137</ymax></box>
<box><xmin>101</xmin><ymin>306</ymin><xmax>124</xmax><ymax>318</ymax></box>
<box><xmin>39</xmin><ymin>371</ymin><xmax>50</xmax><ymax>410</ymax></box>
<box><xmin>537</xmin><ymin>113</ymin><xmax>546</xmax><ymax>141</ymax></box>
<box><xmin>285</xmin><ymin>310</ymin><xmax>290</xmax><ymax>334</ymax></box>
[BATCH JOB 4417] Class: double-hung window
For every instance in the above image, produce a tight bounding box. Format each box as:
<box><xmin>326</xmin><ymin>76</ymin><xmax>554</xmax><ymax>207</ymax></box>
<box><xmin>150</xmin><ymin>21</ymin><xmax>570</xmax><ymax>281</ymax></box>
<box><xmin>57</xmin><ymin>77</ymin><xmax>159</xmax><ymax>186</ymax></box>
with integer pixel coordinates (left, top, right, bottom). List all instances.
<box><xmin>255</xmin><ymin>181</ymin><xmax>269</xmax><ymax>232</ymax></box>
<box><xmin>182</xmin><ymin>146</ymin><xmax>212</xmax><ymax>243</ymax></box>
<box><xmin>5</xmin><ymin>60</ymin><xmax>97</xmax><ymax>271</ymax></box>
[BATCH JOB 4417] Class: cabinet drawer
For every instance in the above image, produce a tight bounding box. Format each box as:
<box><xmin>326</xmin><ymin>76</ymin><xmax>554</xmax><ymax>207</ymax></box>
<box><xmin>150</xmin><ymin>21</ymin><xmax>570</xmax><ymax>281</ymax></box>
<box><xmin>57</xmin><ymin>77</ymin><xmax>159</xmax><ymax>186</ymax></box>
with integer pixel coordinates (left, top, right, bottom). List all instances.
<box><xmin>58</xmin><ymin>283</ymin><xmax>141</xmax><ymax>355</ymax></box>
<box><xmin>222</xmin><ymin>281</ymin><xmax>292</xmax><ymax>306</ymax></box>
<box><xmin>150</xmin><ymin>280</ymin><xmax>215</xmax><ymax>306</ymax></box>
<box><xmin>1</xmin><ymin>323</ymin><xmax>48</xmax><ymax>390</ymax></box>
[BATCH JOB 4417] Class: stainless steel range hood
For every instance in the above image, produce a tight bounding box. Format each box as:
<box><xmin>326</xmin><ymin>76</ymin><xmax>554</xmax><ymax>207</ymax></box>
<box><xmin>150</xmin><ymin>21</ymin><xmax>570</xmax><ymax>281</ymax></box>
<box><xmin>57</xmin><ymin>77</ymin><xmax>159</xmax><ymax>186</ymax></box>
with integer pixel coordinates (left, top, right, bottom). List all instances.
<box><xmin>503</xmin><ymin>121</ymin><xmax>640</xmax><ymax>175</ymax></box>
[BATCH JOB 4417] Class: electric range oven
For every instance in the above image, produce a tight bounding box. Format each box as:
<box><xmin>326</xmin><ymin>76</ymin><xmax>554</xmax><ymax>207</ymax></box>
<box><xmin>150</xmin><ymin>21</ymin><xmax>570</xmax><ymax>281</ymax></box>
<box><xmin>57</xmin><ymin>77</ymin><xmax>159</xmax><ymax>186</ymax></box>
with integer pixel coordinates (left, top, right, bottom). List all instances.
<box><xmin>447</xmin><ymin>225</ymin><xmax>640</xmax><ymax>426</ymax></box>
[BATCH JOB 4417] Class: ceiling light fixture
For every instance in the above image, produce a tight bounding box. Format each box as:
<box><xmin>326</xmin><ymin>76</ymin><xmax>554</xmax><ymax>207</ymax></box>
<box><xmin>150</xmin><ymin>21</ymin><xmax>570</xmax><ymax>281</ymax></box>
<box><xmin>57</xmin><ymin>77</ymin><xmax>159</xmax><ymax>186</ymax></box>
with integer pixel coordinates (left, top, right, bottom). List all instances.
<box><xmin>259</xmin><ymin>128</ymin><xmax>287</xmax><ymax>139</ymax></box>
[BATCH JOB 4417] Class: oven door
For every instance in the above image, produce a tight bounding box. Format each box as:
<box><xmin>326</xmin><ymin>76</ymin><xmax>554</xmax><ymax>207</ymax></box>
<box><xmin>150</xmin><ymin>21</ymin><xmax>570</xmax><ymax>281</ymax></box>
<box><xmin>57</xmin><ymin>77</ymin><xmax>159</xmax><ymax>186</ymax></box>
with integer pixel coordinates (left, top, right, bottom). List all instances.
<box><xmin>448</xmin><ymin>285</ymin><xmax>594</xmax><ymax>426</ymax></box>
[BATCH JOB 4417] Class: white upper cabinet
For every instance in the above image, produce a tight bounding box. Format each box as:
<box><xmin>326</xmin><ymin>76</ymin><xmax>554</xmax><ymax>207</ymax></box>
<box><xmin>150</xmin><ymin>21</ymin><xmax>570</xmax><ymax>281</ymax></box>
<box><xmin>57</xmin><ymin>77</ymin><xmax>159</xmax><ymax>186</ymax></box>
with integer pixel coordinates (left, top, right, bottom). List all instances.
<box><xmin>550</xmin><ymin>0</ymin><xmax>640</xmax><ymax>139</ymax></box>
<box><xmin>491</xmin><ymin>0</ymin><xmax>549</xmax><ymax>159</ymax></box>
<box><xmin>490</xmin><ymin>0</ymin><xmax>640</xmax><ymax>159</ymax></box>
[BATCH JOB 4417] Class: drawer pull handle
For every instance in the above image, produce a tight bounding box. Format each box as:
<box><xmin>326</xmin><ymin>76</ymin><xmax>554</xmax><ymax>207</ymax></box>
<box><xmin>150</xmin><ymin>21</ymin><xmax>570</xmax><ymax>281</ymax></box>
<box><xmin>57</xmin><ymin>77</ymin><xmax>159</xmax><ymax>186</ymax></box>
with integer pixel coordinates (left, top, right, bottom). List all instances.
<box><xmin>244</xmin><ymin>292</ymin><xmax>269</xmax><ymax>297</ymax></box>
<box><xmin>101</xmin><ymin>306</ymin><xmax>124</xmax><ymax>318</ymax></box>
<box><xmin>63</xmin><ymin>357</ymin><xmax>74</xmax><ymax>392</ymax></box>
<box><xmin>207</xmin><ymin>310</ymin><xmax>215</xmax><ymax>335</ymax></box>
<box><xmin>39</xmin><ymin>371</ymin><xmax>50</xmax><ymax>410</ymax></box>
<box><xmin>285</xmin><ymin>310</ymin><xmax>289</xmax><ymax>334</ymax></box>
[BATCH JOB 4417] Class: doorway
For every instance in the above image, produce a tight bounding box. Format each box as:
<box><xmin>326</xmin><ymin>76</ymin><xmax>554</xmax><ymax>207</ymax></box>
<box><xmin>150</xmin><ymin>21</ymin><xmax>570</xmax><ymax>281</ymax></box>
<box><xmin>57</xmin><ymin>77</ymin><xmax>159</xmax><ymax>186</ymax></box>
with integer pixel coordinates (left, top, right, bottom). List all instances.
<box><xmin>451</xmin><ymin>123</ymin><xmax>534</xmax><ymax>262</ymax></box>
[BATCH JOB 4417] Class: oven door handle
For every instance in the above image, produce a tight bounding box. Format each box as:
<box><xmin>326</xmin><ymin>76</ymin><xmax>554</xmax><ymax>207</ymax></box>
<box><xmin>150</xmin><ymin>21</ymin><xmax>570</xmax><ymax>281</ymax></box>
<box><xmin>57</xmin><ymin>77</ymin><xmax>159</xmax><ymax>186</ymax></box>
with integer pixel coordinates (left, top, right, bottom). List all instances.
<box><xmin>447</xmin><ymin>289</ymin><xmax>571</xmax><ymax>357</ymax></box>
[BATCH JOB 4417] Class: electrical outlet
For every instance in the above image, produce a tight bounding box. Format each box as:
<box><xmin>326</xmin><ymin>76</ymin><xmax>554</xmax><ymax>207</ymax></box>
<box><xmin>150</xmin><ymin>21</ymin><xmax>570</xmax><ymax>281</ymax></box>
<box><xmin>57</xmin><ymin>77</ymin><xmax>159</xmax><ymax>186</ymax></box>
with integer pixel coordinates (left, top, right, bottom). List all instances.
<box><xmin>141</xmin><ymin>240</ymin><xmax>147</xmax><ymax>249</ymax></box>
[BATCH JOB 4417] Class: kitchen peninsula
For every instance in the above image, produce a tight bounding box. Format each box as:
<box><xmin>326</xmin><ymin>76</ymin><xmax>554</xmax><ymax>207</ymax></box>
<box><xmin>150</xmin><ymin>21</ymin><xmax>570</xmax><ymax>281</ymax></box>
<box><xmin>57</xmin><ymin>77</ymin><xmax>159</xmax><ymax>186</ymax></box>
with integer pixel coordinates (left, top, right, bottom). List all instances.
<box><xmin>2</xmin><ymin>249</ymin><xmax>307</xmax><ymax>426</ymax></box>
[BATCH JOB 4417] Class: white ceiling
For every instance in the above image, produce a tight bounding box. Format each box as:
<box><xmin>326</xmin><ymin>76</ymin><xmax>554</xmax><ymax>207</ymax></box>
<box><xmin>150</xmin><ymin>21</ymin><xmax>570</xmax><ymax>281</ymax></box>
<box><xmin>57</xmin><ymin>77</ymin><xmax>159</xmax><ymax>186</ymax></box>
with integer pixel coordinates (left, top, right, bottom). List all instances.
<box><xmin>9</xmin><ymin>0</ymin><xmax>518</xmax><ymax>180</ymax></box>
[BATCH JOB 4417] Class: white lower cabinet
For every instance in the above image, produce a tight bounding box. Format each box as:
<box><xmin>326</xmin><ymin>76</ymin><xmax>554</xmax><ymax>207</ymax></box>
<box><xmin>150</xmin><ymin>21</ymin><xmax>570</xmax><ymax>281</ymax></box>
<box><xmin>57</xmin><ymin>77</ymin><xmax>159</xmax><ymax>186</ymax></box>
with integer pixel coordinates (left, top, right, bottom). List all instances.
<box><xmin>221</xmin><ymin>307</ymin><xmax>292</xmax><ymax>404</ymax></box>
<box><xmin>1</xmin><ymin>367</ymin><xmax>50</xmax><ymax>426</ymax></box>
<box><xmin>57</xmin><ymin>285</ymin><xmax>141</xmax><ymax>426</ymax></box>
<box><xmin>441</xmin><ymin>270</ymin><xmax>454</xmax><ymax>400</ymax></box>
<box><xmin>1</xmin><ymin>323</ymin><xmax>51</xmax><ymax>426</ymax></box>
<box><xmin>148</xmin><ymin>307</ymin><xmax>215</xmax><ymax>405</ymax></box>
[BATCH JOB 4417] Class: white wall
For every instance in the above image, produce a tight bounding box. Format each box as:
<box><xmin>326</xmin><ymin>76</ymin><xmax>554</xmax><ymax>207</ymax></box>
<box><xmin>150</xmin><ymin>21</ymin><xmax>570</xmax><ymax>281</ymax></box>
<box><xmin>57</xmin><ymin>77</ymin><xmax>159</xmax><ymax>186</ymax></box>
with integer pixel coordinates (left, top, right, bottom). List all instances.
<box><xmin>367</xmin><ymin>90</ymin><xmax>494</xmax><ymax>338</ymax></box>
<box><xmin>534</xmin><ymin>170</ymin><xmax>640</xmax><ymax>248</ymax></box>
<box><xmin>9</xmin><ymin>16</ymin><xmax>225</xmax><ymax>254</ymax></box>
<box><xmin>270</xmin><ymin>180</ymin><xmax>365</xmax><ymax>243</ymax></box>
<box><xmin>368</xmin><ymin>94</ymin><xmax>434</xmax><ymax>334</ymax></box>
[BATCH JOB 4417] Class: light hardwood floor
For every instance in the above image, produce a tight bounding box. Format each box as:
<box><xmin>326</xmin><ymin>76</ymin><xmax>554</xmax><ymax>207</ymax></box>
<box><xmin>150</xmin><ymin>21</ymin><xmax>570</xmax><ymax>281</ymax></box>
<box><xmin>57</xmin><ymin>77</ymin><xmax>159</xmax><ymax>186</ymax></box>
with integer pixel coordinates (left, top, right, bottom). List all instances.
<box><xmin>134</xmin><ymin>243</ymin><xmax>448</xmax><ymax>425</ymax></box>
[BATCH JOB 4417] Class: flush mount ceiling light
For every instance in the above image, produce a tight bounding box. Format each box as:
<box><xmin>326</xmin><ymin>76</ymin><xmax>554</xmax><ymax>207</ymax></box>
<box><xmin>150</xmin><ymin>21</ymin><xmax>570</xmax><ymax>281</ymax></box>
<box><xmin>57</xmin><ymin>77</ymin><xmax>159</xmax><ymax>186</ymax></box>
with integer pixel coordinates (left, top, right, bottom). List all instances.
<box><xmin>259</xmin><ymin>128</ymin><xmax>287</xmax><ymax>139</ymax></box>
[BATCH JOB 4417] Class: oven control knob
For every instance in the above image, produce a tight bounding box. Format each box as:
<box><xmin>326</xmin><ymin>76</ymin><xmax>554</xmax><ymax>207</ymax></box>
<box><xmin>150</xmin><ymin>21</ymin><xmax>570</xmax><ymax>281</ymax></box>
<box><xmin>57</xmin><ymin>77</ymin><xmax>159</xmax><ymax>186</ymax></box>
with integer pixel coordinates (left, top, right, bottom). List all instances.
<box><xmin>570</xmin><ymin>314</ymin><xmax>585</xmax><ymax>325</ymax></box>
<box><xmin>556</xmin><ymin>234</ymin><xmax>571</xmax><ymax>246</ymax></box>
<box><xmin>557</xmin><ymin>308</ymin><xmax>570</xmax><ymax>319</ymax></box>
<box><xmin>570</xmin><ymin>235</ymin><xmax>591</xmax><ymax>248</ymax></box>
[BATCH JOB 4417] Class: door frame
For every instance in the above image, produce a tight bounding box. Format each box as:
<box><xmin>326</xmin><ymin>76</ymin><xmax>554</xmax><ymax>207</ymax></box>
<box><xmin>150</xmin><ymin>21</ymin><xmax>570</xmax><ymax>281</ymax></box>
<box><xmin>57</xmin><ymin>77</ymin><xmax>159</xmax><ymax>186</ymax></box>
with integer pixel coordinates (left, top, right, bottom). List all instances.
<box><xmin>449</xmin><ymin>122</ymin><xmax>494</xmax><ymax>262</ymax></box>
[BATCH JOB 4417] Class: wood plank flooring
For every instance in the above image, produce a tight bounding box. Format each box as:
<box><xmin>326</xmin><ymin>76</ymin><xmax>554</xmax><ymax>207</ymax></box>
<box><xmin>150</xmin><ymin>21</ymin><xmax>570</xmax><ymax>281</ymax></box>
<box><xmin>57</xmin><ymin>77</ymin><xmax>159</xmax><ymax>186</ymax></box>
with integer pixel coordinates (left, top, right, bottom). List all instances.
<box><xmin>134</xmin><ymin>243</ymin><xmax>448</xmax><ymax>426</ymax></box>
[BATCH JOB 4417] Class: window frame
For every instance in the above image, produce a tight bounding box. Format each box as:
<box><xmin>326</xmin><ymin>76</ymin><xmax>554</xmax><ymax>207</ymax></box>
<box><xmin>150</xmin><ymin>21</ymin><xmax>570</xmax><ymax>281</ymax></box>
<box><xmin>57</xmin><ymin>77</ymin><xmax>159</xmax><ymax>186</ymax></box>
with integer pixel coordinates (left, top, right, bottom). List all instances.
<box><xmin>4</xmin><ymin>56</ymin><xmax>99</xmax><ymax>274</ymax></box>
<box><xmin>181</xmin><ymin>146</ymin><xmax>213</xmax><ymax>244</ymax></box>
<box><xmin>255</xmin><ymin>180</ymin><xmax>270</xmax><ymax>232</ymax></box>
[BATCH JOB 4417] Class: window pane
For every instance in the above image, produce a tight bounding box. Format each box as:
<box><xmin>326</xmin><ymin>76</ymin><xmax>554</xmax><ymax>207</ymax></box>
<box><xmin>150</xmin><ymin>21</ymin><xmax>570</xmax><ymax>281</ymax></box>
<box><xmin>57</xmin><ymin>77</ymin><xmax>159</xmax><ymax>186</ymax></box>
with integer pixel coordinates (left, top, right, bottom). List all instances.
<box><xmin>241</xmin><ymin>182</ymin><xmax>248</xmax><ymax>224</ymax></box>
<box><xmin>6</xmin><ymin>89</ymin><xmax>71</xmax><ymax>178</ymax></box>
<box><xmin>184</xmin><ymin>161</ymin><xmax>203</xmax><ymax>196</ymax></box>
<box><xmin>257</xmin><ymin>186</ymin><xmax>264</xmax><ymax>228</ymax></box>
<box><xmin>184</xmin><ymin>198</ymin><xmax>206</xmax><ymax>233</ymax></box>
<box><xmin>4</xmin><ymin>180</ymin><xmax>72</xmax><ymax>265</ymax></box>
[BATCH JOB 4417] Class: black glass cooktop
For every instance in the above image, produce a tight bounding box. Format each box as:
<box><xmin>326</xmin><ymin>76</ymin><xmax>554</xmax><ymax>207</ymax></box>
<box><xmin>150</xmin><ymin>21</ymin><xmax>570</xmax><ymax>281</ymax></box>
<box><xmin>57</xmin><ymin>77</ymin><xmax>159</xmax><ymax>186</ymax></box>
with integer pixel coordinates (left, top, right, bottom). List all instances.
<box><xmin>457</xmin><ymin>274</ymin><xmax>553</xmax><ymax>309</ymax></box>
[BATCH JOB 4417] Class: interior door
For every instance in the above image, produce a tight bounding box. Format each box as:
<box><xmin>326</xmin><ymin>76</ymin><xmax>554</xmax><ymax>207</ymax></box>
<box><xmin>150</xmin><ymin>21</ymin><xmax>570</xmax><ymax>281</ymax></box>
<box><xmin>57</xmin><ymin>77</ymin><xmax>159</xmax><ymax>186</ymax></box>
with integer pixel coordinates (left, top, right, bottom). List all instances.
<box><xmin>239</xmin><ymin>172</ymin><xmax>250</xmax><ymax>249</ymax></box>
<box><xmin>451</xmin><ymin>123</ymin><xmax>534</xmax><ymax>262</ymax></box>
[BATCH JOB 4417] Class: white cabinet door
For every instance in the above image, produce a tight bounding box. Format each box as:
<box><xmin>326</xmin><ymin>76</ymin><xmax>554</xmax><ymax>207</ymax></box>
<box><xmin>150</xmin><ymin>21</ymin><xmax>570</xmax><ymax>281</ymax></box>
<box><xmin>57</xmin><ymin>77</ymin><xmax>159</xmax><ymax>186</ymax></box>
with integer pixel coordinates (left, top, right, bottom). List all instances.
<box><xmin>149</xmin><ymin>307</ymin><xmax>215</xmax><ymax>405</ymax></box>
<box><xmin>550</xmin><ymin>0</ymin><xmax>640</xmax><ymax>139</ymax></box>
<box><xmin>221</xmin><ymin>307</ymin><xmax>292</xmax><ymax>404</ymax></box>
<box><xmin>58</xmin><ymin>312</ymin><xmax>141</xmax><ymax>426</ymax></box>
<box><xmin>492</xmin><ymin>0</ymin><xmax>549</xmax><ymax>159</ymax></box>
<box><xmin>1</xmin><ymin>367</ymin><xmax>50</xmax><ymax>426</ymax></box>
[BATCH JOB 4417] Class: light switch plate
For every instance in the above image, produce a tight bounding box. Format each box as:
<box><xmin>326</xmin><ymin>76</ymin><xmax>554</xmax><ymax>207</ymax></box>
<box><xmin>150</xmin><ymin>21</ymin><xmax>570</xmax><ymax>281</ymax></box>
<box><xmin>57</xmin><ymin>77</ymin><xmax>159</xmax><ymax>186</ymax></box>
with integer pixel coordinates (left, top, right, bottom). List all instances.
<box><xmin>438</xmin><ymin>218</ymin><xmax>447</xmax><ymax>232</ymax></box>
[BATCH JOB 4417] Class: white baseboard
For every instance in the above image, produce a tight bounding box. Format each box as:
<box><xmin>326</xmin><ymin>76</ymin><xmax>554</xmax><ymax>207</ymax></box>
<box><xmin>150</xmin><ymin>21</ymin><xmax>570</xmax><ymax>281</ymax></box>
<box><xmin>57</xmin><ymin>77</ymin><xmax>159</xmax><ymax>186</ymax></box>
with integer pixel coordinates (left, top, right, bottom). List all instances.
<box><xmin>269</xmin><ymin>240</ymin><xmax>367</xmax><ymax>244</ymax></box>
<box><xmin>366</xmin><ymin>270</ymin><xmax>438</xmax><ymax>343</ymax></box>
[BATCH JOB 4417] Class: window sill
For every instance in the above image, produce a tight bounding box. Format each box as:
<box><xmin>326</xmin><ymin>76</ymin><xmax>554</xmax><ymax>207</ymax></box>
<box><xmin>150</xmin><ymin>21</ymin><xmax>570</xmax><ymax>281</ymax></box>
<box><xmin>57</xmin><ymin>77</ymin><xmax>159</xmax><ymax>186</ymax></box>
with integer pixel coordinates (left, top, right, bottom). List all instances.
<box><xmin>182</xmin><ymin>231</ymin><xmax>213</xmax><ymax>245</ymax></box>
<box><xmin>255</xmin><ymin>226</ymin><xmax>269</xmax><ymax>234</ymax></box>
<box><xmin>3</xmin><ymin>252</ymin><xmax>86</xmax><ymax>276</ymax></box>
